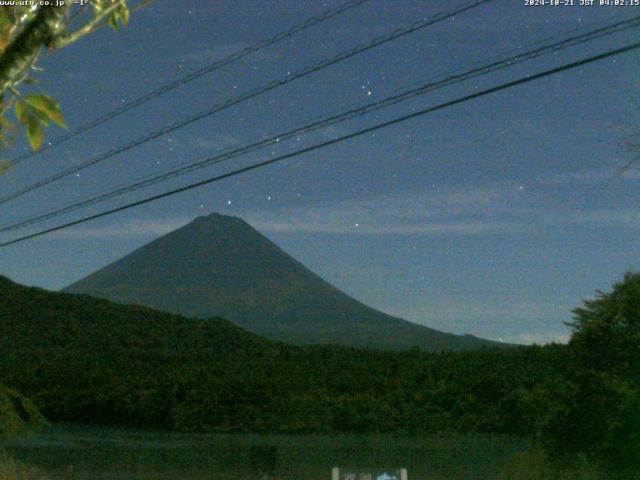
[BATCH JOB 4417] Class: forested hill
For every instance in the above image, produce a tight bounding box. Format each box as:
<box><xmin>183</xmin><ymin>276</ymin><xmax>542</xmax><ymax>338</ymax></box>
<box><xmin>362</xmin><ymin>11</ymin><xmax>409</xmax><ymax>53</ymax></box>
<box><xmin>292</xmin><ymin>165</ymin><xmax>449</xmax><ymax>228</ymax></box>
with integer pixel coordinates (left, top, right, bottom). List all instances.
<box><xmin>0</xmin><ymin>274</ymin><xmax>568</xmax><ymax>434</ymax></box>
<box><xmin>0</xmin><ymin>274</ymin><xmax>270</xmax><ymax>356</ymax></box>
<box><xmin>64</xmin><ymin>212</ymin><xmax>500</xmax><ymax>351</ymax></box>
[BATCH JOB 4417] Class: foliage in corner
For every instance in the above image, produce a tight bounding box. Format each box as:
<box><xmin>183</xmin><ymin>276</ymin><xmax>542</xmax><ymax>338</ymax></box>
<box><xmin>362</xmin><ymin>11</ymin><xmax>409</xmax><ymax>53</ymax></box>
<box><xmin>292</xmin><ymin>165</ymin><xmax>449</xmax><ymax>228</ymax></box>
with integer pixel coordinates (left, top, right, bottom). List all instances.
<box><xmin>13</xmin><ymin>94</ymin><xmax>65</xmax><ymax>150</ymax></box>
<box><xmin>0</xmin><ymin>0</ymin><xmax>143</xmax><ymax>164</ymax></box>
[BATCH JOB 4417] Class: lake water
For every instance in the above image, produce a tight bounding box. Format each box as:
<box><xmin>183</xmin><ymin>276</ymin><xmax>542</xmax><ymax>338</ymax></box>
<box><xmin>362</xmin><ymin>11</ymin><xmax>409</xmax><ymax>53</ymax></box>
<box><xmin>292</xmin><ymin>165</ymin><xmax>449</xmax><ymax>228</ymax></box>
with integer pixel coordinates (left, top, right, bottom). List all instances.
<box><xmin>1</xmin><ymin>425</ymin><xmax>531</xmax><ymax>479</ymax></box>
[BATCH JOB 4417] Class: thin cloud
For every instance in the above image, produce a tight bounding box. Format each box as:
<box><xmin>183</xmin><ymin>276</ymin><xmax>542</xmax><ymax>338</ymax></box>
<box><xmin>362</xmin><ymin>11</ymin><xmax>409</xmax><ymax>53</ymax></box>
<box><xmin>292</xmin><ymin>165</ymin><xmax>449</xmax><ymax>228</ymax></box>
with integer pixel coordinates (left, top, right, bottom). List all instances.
<box><xmin>566</xmin><ymin>208</ymin><xmax>640</xmax><ymax>228</ymax></box>
<box><xmin>242</xmin><ymin>186</ymin><xmax>526</xmax><ymax>236</ymax></box>
<box><xmin>32</xmin><ymin>179</ymin><xmax>640</xmax><ymax>242</ymax></box>
<box><xmin>538</xmin><ymin>167</ymin><xmax>640</xmax><ymax>186</ymax></box>
<box><xmin>48</xmin><ymin>218</ymin><xmax>191</xmax><ymax>239</ymax></box>
<box><xmin>249</xmin><ymin>220</ymin><xmax>516</xmax><ymax>236</ymax></box>
<box><xmin>503</xmin><ymin>332</ymin><xmax>571</xmax><ymax>345</ymax></box>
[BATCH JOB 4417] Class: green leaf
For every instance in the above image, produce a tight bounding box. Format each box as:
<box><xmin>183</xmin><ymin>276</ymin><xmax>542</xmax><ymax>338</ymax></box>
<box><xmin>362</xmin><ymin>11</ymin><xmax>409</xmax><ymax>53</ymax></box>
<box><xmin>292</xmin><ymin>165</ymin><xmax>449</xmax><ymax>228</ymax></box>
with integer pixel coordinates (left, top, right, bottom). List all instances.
<box><xmin>108</xmin><ymin>12</ymin><xmax>120</xmax><ymax>30</ymax></box>
<box><xmin>24</xmin><ymin>94</ymin><xmax>66</xmax><ymax>128</ymax></box>
<box><xmin>26</xmin><ymin>115</ymin><xmax>43</xmax><ymax>150</ymax></box>
<box><xmin>119</xmin><ymin>3</ymin><xmax>129</xmax><ymax>25</ymax></box>
<box><xmin>14</xmin><ymin>100</ymin><xmax>28</xmax><ymax>125</ymax></box>
<box><xmin>28</xmin><ymin>107</ymin><xmax>50</xmax><ymax>127</ymax></box>
<box><xmin>24</xmin><ymin>94</ymin><xmax>56</xmax><ymax>113</ymax></box>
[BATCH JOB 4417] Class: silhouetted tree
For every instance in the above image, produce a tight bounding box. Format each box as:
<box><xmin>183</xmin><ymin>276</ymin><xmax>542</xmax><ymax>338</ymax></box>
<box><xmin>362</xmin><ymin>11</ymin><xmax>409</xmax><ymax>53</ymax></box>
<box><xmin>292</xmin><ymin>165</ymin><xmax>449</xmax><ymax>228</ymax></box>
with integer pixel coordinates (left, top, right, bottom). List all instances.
<box><xmin>546</xmin><ymin>272</ymin><xmax>640</xmax><ymax>477</ymax></box>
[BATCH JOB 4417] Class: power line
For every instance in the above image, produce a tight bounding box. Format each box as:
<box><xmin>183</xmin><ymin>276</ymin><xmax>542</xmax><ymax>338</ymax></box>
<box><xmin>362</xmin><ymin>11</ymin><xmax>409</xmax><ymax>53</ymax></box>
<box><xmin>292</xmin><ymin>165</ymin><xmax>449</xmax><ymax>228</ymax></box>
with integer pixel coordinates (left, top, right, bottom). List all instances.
<box><xmin>3</xmin><ymin>13</ymin><xmax>638</xmax><ymax>233</ymax></box>
<box><xmin>7</xmin><ymin>0</ymin><xmax>371</xmax><ymax>167</ymax></box>
<box><xmin>0</xmin><ymin>0</ymin><xmax>492</xmax><ymax>207</ymax></box>
<box><xmin>1</xmin><ymin>39</ymin><xmax>638</xmax><ymax>249</ymax></box>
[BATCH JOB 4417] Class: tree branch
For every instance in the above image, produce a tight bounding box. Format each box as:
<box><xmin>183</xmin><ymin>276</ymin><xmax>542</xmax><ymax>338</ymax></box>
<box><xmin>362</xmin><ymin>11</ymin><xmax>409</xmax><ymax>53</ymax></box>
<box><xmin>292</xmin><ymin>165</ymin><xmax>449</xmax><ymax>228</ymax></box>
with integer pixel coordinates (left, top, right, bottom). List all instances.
<box><xmin>52</xmin><ymin>0</ymin><xmax>153</xmax><ymax>49</ymax></box>
<box><xmin>0</xmin><ymin>5</ymin><xmax>69</xmax><ymax>95</ymax></box>
<box><xmin>51</xmin><ymin>1</ymin><xmax>124</xmax><ymax>50</ymax></box>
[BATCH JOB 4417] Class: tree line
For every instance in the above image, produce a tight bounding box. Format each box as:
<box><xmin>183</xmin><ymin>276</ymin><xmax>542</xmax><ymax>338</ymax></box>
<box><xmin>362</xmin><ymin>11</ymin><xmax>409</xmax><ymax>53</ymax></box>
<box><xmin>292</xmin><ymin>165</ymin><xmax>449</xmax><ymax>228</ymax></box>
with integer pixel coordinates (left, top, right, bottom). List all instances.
<box><xmin>0</xmin><ymin>272</ymin><xmax>637</xmax><ymax>477</ymax></box>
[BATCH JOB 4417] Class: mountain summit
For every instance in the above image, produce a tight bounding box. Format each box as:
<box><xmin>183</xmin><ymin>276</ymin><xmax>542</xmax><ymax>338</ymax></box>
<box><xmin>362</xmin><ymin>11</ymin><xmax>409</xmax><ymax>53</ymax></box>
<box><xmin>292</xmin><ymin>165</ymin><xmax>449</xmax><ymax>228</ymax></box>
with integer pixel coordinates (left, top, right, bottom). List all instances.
<box><xmin>64</xmin><ymin>213</ymin><xmax>498</xmax><ymax>351</ymax></box>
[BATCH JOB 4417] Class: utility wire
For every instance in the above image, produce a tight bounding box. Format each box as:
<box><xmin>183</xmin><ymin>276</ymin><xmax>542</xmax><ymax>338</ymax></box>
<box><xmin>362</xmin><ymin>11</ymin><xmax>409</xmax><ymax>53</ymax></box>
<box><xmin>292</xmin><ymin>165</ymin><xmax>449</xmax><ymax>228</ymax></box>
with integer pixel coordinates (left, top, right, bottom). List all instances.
<box><xmin>1</xmin><ymin>39</ymin><xmax>638</xmax><ymax>248</ymax></box>
<box><xmin>7</xmin><ymin>0</ymin><xmax>370</xmax><ymax>167</ymax></box>
<box><xmin>0</xmin><ymin>0</ymin><xmax>491</xmax><ymax>207</ymax></box>
<box><xmin>3</xmin><ymin>13</ymin><xmax>639</xmax><ymax>233</ymax></box>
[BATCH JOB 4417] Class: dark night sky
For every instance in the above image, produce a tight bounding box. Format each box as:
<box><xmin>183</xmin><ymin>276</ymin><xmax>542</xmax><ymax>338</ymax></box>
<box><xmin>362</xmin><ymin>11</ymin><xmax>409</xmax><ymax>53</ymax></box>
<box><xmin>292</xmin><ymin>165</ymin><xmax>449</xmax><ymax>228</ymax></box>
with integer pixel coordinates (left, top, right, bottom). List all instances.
<box><xmin>1</xmin><ymin>0</ymin><xmax>639</xmax><ymax>344</ymax></box>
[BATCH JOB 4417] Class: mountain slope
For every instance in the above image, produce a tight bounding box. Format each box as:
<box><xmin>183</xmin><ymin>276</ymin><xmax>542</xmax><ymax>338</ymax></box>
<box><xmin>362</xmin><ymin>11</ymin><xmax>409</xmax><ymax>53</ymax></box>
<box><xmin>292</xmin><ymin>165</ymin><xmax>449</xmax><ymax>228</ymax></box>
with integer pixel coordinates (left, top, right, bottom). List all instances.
<box><xmin>64</xmin><ymin>213</ymin><xmax>498</xmax><ymax>351</ymax></box>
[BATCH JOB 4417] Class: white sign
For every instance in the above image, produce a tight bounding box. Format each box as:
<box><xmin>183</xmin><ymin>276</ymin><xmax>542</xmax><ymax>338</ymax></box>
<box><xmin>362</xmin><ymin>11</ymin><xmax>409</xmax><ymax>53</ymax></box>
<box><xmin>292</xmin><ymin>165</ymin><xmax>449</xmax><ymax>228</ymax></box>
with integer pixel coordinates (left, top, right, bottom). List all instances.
<box><xmin>332</xmin><ymin>467</ymin><xmax>408</xmax><ymax>480</ymax></box>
